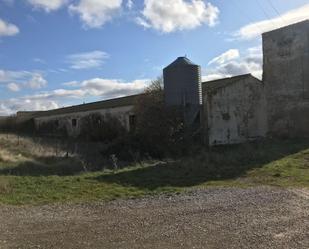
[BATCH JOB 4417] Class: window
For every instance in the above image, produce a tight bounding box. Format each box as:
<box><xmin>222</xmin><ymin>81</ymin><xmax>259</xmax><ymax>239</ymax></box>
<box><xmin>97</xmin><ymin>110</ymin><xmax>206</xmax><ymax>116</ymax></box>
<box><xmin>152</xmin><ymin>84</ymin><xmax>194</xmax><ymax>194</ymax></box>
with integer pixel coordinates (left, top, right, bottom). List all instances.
<box><xmin>129</xmin><ymin>115</ymin><xmax>136</xmax><ymax>132</ymax></box>
<box><xmin>72</xmin><ymin>118</ymin><xmax>77</xmax><ymax>127</ymax></box>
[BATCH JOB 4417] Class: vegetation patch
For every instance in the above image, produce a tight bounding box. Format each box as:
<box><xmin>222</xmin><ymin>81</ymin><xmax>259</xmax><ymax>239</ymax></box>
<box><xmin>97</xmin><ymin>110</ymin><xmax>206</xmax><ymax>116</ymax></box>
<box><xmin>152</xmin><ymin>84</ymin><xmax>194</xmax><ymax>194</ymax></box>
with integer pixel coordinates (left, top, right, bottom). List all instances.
<box><xmin>0</xmin><ymin>134</ymin><xmax>308</xmax><ymax>205</ymax></box>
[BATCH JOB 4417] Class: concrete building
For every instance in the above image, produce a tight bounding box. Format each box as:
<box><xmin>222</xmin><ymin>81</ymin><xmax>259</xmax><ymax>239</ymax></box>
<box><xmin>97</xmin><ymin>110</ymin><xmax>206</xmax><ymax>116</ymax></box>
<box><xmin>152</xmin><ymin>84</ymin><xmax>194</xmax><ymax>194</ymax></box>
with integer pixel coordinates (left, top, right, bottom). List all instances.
<box><xmin>202</xmin><ymin>74</ymin><xmax>267</xmax><ymax>146</ymax></box>
<box><xmin>263</xmin><ymin>20</ymin><xmax>309</xmax><ymax>137</ymax></box>
<box><xmin>32</xmin><ymin>94</ymin><xmax>139</xmax><ymax>137</ymax></box>
<box><xmin>1</xmin><ymin>20</ymin><xmax>309</xmax><ymax>145</ymax></box>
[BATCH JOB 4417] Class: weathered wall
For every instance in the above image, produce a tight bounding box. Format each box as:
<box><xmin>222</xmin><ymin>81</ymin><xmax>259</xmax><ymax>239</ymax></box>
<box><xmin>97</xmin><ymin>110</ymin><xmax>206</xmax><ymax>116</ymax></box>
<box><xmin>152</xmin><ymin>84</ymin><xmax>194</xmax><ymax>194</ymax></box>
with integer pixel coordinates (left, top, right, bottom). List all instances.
<box><xmin>204</xmin><ymin>77</ymin><xmax>267</xmax><ymax>146</ymax></box>
<box><xmin>263</xmin><ymin>20</ymin><xmax>309</xmax><ymax>137</ymax></box>
<box><xmin>34</xmin><ymin>105</ymin><xmax>134</xmax><ymax>137</ymax></box>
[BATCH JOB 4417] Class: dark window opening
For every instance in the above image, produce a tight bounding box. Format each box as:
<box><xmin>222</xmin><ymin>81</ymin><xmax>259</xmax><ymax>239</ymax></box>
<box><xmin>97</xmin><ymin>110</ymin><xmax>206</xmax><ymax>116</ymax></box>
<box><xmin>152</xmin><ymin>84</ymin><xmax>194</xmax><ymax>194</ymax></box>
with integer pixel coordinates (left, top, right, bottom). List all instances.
<box><xmin>72</xmin><ymin>118</ymin><xmax>77</xmax><ymax>127</ymax></box>
<box><xmin>129</xmin><ymin>115</ymin><xmax>136</xmax><ymax>132</ymax></box>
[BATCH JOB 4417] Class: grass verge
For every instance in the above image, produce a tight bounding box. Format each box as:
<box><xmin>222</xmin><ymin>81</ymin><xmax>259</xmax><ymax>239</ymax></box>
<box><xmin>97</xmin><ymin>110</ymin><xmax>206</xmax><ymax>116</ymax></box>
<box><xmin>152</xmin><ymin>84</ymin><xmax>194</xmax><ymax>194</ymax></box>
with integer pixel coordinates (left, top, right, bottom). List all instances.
<box><xmin>0</xmin><ymin>134</ymin><xmax>308</xmax><ymax>205</ymax></box>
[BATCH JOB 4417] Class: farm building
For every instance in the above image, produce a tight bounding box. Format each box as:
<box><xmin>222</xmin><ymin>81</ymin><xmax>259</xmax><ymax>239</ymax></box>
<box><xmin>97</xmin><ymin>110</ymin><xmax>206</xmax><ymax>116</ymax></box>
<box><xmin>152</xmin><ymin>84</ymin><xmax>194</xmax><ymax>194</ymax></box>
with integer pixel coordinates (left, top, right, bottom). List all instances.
<box><xmin>202</xmin><ymin>74</ymin><xmax>267</xmax><ymax>146</ymax></box>
<box><xmin>1</xmin><ymin>20</ymin><xmax>309</xmax><ymax>145</ymax></box>
<box><xmin>18</xmin><ymin>94</ymin><xmax>139</xmax><ymax>137</ymax></box>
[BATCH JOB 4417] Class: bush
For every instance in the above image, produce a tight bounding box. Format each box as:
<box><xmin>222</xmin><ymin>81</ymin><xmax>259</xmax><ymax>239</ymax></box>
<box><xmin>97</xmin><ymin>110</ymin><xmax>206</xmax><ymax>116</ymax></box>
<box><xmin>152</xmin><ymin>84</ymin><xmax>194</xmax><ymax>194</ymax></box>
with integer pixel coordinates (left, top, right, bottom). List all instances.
<box><xmin>36</xmin><ymin>120</ymin><xmax>68</xmax><ymax>137</ymax></box>
<box><xmin>79</xmin><ymin>113</ymin><xmax>127</xmax><ymax>142</ymax></box>
<box><xmin>132</xmin><ymin>77</ymin><xmax>188</xmax><ymax>158</ymax></box>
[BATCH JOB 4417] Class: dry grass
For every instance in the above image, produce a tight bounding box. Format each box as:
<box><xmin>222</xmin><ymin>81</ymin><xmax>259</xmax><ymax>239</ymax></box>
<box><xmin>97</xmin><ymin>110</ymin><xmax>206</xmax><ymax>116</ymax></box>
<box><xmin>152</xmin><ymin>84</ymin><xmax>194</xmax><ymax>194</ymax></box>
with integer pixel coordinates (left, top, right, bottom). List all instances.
<box><xmin>0</xmin><ymin>133</ymin><xmax>308</xmax><ymax>205</ymax></box>
<box><xmin>0</xmin><ymin>149</ymin><xmax>18</xmax><ymax>163</ymax></box>
<box><xmin>0</xmin><ymin>134</ymin><xmax>68</xmax><ymax>158</ymax></box>
<box><xmin>0</xmin><ymin>176</ymin><xmax>11</xmax><ymax>194</ymax></box>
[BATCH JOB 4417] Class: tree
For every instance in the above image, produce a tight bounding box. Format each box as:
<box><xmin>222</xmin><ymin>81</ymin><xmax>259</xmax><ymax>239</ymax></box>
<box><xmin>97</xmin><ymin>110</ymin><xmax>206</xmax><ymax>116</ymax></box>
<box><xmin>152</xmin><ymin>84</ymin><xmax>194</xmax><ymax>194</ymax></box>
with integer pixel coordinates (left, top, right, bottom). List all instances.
<box><xmin>133</xmin><ymin>77</ymin><xmax>184</xmax><ymax>157</ymax></box>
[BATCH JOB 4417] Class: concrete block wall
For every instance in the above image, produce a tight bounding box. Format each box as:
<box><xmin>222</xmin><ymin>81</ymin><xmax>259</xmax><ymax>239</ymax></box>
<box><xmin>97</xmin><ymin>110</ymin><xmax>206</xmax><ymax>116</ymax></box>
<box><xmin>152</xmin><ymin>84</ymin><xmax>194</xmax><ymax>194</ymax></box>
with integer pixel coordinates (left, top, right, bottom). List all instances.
<box><xmin>263</xmin><ymin>20</ymin><xmax>309</xmax><ymax>137</ymax></box>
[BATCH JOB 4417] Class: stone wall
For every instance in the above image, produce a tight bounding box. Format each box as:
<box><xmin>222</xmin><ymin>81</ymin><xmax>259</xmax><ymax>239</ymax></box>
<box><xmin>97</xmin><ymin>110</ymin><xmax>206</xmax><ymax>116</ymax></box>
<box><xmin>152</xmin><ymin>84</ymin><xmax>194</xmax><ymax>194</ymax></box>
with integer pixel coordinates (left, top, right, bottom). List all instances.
<box><xmin>263</xmin><ymin>20</ymin><xmax>309</xmax><ymax>137</ymax></box>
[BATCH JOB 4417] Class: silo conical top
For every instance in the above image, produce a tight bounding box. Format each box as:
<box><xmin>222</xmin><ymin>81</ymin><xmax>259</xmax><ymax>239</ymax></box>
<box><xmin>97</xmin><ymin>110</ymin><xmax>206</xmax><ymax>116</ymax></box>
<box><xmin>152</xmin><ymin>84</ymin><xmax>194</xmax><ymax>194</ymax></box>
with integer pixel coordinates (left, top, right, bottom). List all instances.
<box><xmin>164</xmin><ymin>57</ymin><xmax>197</xmax><ymax>68</ymax></box>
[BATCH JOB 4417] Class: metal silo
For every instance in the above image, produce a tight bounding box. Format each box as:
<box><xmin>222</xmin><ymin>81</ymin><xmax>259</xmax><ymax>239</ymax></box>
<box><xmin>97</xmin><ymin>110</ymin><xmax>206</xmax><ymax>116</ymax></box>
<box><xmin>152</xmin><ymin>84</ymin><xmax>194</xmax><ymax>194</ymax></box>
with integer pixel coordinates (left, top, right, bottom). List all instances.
<box><xmin>163</xmin><ymin>56</ymin><xmax>202</xmax><ymax>126</ymax></box>
<box><xmin>163</xmin><ymin>57</ymin><xmax>202</xmax><ymax>107</ymax></box>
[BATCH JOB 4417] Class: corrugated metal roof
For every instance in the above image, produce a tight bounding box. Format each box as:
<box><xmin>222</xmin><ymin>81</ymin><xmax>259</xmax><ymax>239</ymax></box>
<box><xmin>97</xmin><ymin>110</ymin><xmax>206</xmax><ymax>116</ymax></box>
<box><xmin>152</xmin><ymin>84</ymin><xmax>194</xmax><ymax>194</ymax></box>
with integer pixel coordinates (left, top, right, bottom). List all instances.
<box><xmin>31</xmin><ymin>94</ymin><xmax>141</xmax><ymax>118</ymax></box>
<box><xmin>202</xmin><ymin>74</ymin><xmax>260</xmax><ymax>94</ymax></box>
<box><xmin>164</xmin><ymin>57</ymin><xmax>197</xmax><ymax>68</ymax></box>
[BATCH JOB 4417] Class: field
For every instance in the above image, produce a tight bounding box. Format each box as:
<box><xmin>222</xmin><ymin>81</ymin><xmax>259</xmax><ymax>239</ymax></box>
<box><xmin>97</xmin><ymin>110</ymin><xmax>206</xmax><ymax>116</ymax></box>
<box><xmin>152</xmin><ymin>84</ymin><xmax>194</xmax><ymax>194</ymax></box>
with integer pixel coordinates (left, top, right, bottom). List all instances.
<box><xmin>0</xmin><ymin>133</ymin><xmax>308</xmax><ymax>205</ymax></box>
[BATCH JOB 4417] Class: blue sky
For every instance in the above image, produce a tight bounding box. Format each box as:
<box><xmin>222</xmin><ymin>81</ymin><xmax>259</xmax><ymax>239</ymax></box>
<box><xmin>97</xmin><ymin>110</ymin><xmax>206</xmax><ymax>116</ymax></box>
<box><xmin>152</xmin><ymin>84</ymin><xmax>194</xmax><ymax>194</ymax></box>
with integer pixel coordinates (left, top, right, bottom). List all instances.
<box><xmin>0</xmin><ymin>0</ymin><xmax>308</xmax><ymax>114</ymax></box>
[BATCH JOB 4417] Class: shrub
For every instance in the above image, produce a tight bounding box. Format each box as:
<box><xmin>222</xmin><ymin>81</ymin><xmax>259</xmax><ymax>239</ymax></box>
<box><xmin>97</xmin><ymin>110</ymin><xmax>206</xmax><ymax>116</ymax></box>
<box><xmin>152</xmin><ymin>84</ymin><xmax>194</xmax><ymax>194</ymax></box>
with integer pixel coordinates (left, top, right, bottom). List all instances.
<box><xmin>79</xmin><ymin>113</ymin><xmax>127</xmax><ymax>142</ymax></box>
<box><xmin>133</xmin><ymin>77</ymin><xmax>187</xmax><ymax>158</ymax></box>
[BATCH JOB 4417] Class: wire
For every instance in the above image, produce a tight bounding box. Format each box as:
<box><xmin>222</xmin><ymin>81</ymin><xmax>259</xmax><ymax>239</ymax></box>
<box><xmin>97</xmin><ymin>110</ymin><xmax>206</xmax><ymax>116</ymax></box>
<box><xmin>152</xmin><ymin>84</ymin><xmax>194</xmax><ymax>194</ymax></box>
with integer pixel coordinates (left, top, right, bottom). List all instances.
<box><xmin>266</xmin><ymin>0</ymin><xmax>286</xmax><ymax>23</ymax></box>
<box><xmin>255</xmin><ymin>0</ymin><xmax>274</xmax><ymax>21</ymax></box>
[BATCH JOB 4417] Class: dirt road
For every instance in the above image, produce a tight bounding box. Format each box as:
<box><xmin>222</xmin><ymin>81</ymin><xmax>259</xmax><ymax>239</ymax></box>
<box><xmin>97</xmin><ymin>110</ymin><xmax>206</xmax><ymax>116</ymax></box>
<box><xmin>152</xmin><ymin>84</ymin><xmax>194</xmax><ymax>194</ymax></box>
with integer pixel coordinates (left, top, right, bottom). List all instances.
<box><xmin>0</xmin><ymin>187</ymin><xmax>308</xmax><ymax>249</ymax></box>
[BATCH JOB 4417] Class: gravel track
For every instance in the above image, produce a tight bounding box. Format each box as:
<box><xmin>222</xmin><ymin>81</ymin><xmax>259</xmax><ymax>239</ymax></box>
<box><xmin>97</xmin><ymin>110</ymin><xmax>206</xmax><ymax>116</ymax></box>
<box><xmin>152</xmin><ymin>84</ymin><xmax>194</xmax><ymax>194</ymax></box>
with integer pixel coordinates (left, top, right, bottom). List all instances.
<box><xmin>0</xmin><ymin>186</ymin><xmax>308</xmax><ymax>249</ymax></box>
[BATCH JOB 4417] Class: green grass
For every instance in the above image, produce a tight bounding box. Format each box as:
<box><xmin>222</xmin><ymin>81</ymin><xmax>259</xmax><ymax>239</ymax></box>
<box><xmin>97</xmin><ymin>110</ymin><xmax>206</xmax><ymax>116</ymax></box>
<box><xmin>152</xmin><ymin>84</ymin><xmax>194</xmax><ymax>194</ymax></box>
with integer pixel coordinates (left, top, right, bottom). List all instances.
<box><xmin>0</xmin><ymin>134</ymin><xmax>308</xmax><ymax>205</ymax></box>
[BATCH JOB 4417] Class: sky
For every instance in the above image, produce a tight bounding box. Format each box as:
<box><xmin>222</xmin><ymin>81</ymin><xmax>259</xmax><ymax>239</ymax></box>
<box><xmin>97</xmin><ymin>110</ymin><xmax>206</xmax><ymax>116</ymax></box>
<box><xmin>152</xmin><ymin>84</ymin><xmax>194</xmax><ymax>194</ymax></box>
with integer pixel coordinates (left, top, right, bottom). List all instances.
<box><xmin>0</xmin><ymin>0</ymin><xmax>308</xmax><ymax>115</ymax></box>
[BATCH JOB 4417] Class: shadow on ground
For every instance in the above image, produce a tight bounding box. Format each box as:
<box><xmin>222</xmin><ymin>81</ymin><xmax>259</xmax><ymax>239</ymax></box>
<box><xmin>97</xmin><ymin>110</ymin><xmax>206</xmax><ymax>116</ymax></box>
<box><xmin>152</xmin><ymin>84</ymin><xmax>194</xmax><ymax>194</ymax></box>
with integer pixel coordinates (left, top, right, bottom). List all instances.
<box><xmin>0</xmin><ymin>156</ymin><xmax>86</xmax><ymax>176</ymax></box>
<box><xmin>0</xmin><ymin>139</ymin><xmax>308</xmax><ymax>181</ymax></box>
<box><xmin>91</xmin><ymin>139</ymin><xmax>309</xmax><ymax>189</ymax></box>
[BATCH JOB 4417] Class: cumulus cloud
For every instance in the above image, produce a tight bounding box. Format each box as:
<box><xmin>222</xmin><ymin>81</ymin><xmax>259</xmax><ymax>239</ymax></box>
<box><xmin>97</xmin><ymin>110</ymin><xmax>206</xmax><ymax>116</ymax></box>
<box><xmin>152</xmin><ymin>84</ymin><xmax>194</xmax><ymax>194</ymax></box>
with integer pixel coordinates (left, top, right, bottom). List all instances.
<box><xmin>66</xmin><ymin>50</ymin><xmax>109</xmax><ymax>69</ymax></box>
<box><xmin>26</xmin><ymin>73</ymin><xmax>48</xmax><ymax>89</ymax></box>
<box><xmin>0</xmin><ymin>98</ymin><xmax>59</xmax><ymax>115</ymax></box>
<box><xmin>203</xmin><ymin>46</ymin><xmax>263</xmax><ymax>81</ymax></box>
<box><xmin>208</xmin><ymin>49</ymin><xmax>239</xmax><ymax>65</ymax></box>
<box><xmin>6</xmin><ymin>82</ymin><xmax>20</xmax><ymax>92</ymax></box>
<box><xmin>137</xmin><ymin>0</ymin><xmax>219</xmax><ymax>33</ymax></box>
<box><xmin>27</xmin><ymin>0</ymin><xmax>69</xmax><ymax>12</ymax></box>
<box><xmin>0</xmin><ymin>69</ymin><xmax>48</xmax><ymax>90</ymax></box>
<box><xmin>80</xmin><ymin>78</ymin><xmax>149</xmax><ymax>98</ymax></box>
<box><xmin>235</xmin><ymin>4</ymin><xmax>309</xmax><ymax>40</ymax></box>
<box><xmin>0</xmin><ymin>18</ymin><xmax>19</xmax><ymax>37</ymax></box>
<box><xmin>0</xmin><ymin>77</ymin><xmax>150</xmax><ymax>114</ymax></box>
<box><xmin>38</xmin><ymin>78</ymin><xmax>149</xmax><ymax>100</ymax></box>
<box><xmin>69</xmin><ymin>0</ymin><xmax>123</xmax><ymax>28</ymax></box>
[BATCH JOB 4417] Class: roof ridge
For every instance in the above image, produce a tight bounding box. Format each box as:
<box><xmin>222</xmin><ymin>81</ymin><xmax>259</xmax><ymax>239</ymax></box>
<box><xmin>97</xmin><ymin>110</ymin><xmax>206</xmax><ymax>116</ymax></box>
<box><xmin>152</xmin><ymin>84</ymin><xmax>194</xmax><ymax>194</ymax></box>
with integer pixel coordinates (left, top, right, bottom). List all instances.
<box><xmin>202</xmin><ymin>73</ymin><xmax>252</xmax><ymax>84</ymax></box>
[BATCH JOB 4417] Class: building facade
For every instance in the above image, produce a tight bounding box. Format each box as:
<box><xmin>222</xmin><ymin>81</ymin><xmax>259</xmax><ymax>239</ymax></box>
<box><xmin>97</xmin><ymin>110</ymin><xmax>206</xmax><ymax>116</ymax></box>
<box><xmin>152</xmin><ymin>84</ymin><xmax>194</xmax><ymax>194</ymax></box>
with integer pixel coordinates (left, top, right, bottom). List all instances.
<box><xmin>263</xmin><ymin>20</ymin><xmax>309</xmax><ymax>137</ymax></box>
<box><xmin>202</xmin><ymin>74</ymin><xmax>267</xmax><ymax>146</ymax></box>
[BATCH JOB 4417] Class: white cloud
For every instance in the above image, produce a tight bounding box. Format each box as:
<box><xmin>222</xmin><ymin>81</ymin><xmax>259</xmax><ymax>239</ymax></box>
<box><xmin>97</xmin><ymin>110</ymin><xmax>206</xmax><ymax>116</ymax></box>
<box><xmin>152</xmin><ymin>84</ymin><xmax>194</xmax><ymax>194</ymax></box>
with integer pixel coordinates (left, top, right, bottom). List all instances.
<box><xmin>7</xmin><ymin>82</ymin><xmax>20</xmax><ymax>92</ymax></box>
<box><xmin>69</xmin><ymin>0</ymin><xmax>123</xmax><ymax>28</ymax></box>
<box><xmin>203</xmin><ymin>46</ymin><xmax>263</xmax><ymax>81</ymax></box>
<box><xmin>235</xmin><ymin>4</ymin><xmax>309</xmax><ymax>40</ymax></box>
<box><xmin>0</xmin><ymin>77</ymin><xmax>150</xmax><ymax>114</ymax></box>
<box><xmin>26</xmin><ymin>73</ymin><xmax>47</xmax><ymax>89</ymax></box>
<box><xmin>0</xmin><ymin>69</ymin><xmax>48</xmax><ymax>90</ymax></box>
<box><xmin>0</xmin><ymin>98</ymin><xmax>59</xmax><ymax>115</ymax></box>
<box><xmin>27</xmin><ymin>0</ymin><xmax>69</xmax><ymax>12</ymax></box>
<box><xmin>66</xmin><ymin>50</ymin><xmax>109</xmax><ymax>69</ymax></box>
<box><xmin>137</xmin><ymin>0</ymin><xmax>219</xmax><ymax>33</ymax></box>
<box><xmin>80</xmin><ymin>78</ymin><xmax>149</xmax><ymax>98</ymax></box>
<box><xmin>0</xmin><ymin>18</ymin><xmax>19</xmax><ymax>37</ymax></box>
<box><xmin>208</xmin><ymin>49</ymin><xmax>239</xmax><ymax>65</ymax></box>
<box><xmin>36</xmin><ymin>78</ymin><xmax>149</xmax><ymax>100</ymax></box>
